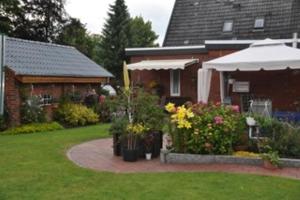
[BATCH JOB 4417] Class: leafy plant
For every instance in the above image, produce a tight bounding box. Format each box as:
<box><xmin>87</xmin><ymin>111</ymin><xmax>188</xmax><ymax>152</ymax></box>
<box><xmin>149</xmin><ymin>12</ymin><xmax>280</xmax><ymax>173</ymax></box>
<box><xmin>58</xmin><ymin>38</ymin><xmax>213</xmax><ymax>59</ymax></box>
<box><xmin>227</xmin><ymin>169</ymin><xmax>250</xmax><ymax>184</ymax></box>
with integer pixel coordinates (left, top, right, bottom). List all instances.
<box><xmin>252</xmin><ymin>116</ymin><xmax>300</xmax><ymax>159</ymax></box>
<box><xmin>109</xmin><ymin>89</ymin><xmax>165</xmax><ymax>132</ymax></box>
<box><xmin>55</xmin><ymin>103</ymin><xmax>99</xmax><ymax>127</ymax></box>
<box><xmin>166</xmin><ymin>102</ymin><xmax>245</xmax><ymax>155</ymax></box>
<box><xmin>143</xmin><ymin>132</ymin><xmax>155</xmax><ymax>153</ymax></box>
<box><xmin>21</xmin><ymin>95</ymin><xmax>46</xmax><ymax>124</ymax></box>
<box><xmin>0</xmin><ymin>115</ymin><xmax>7</xmax><ymax>131</ymax></box>
<box><xmin>1</xmin><ymin>122</ymin><xmax>64</xmax><ymax>135</ymax></box>
<box><xmin>260</xmin><ymin>151</ymin><xmax>280</xmax><ymax>167</ymax></box>
<box><xmin>125</xmin><ymin>123</ymin><xmax>148</xmax><ymax>150</ymax></box>
<box><xmin>109</xmin><ymin>117</ymin><xmax>129</xmax><ymax>136</ymax></box>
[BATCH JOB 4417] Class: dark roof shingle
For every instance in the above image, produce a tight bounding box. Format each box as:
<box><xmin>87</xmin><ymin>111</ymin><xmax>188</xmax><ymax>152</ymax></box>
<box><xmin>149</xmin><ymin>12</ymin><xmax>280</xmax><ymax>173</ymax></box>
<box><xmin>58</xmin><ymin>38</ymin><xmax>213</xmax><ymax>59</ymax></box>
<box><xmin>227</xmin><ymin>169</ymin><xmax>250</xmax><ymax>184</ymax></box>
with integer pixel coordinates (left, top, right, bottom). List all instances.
<box><xmin>4</xmin><ymin>37</ymin><xmax>113</xmax><ymax>77</ymax></box>
<box><xmin>164</xmin><ymin>0</ymin><xmax>300</xmax><ymax>46</ymax></box>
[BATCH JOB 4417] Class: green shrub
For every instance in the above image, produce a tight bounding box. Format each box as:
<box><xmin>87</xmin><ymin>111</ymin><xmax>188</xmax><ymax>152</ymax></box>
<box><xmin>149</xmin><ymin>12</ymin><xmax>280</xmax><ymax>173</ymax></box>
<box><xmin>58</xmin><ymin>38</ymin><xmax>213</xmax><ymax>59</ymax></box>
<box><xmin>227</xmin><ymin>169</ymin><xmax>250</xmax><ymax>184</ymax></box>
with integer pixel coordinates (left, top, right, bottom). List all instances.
<box><xmin>1</xmin><ymin>122</ymin><xmax>64</xmax><ymax>135</ymax></box>
<box><xmin>55</xmin><ymin>103</ymin><xmax>99</xmax><ymax>127</ymax></box>
<box><xmin>21</xmin><ymin>96</ymin><xmax>46</xmax><ymax>124</ymax></box>
<box><xmin>95</xmin><ymin>100</ymin><xmax>112</xmax><ymax>123</ymax></box>
<box><xmin>0</xmin><ymin>115</ymin><xmax>7</xmax><ymax>131</ymax></box>
<box><xmin>253</xmin><ymin>116</ymin><xmax>300</xmax><ymax>159</ymax></box>
<box><xmin>109</xmin><ymin>89</ymin><xmax>165</xmax><ymax>132</ymax></box>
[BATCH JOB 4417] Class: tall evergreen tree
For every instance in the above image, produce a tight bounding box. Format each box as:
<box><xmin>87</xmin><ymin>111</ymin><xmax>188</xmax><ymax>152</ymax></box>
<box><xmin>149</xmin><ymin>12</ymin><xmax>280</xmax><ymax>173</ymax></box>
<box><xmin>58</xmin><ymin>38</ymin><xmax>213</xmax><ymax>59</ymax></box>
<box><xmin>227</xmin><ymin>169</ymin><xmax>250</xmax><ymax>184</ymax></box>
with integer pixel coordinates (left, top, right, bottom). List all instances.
<box><xmin>128</xmin><ymin>16</ymin><xmax>159</xmax><ymax>48</ymax></box>
<box><xmin>100</xmin><ymin>0</ymin><xmax>130</xmax><ymax>81</ymax></box>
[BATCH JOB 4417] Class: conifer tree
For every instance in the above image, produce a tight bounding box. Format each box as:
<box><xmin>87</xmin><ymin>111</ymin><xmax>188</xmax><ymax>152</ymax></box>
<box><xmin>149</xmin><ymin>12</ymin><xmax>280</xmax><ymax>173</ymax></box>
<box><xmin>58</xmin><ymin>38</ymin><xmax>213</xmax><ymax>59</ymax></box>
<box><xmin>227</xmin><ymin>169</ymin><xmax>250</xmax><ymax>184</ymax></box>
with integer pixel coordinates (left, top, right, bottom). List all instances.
<box><xmin>100</xmin><ymin>0</ymin><xmax>130</xmax><ymax>81</ymax></box>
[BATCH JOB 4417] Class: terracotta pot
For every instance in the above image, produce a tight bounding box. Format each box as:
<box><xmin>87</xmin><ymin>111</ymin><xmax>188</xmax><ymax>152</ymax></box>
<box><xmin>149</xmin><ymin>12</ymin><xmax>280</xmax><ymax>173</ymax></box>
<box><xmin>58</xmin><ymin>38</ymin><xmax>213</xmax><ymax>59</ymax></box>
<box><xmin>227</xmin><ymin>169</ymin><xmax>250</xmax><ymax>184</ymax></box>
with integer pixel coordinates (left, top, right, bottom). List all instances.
<box><xmin>263</xmin><ymin>160</ymin><xmax>278</xmax><ymax>170</ymax></box>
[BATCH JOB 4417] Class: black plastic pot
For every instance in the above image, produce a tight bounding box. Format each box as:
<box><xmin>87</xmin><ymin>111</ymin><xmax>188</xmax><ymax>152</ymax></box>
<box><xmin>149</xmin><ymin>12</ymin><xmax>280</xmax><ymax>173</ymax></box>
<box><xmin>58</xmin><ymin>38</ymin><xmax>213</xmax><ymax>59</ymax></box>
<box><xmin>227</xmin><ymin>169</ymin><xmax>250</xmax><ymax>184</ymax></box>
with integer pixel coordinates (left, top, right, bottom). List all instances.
<box><xmin>113</xmin><ymin>133</ymin><xmax>121</xmax><ymax>156</ymax></box>
<box><xmin>122</xmin><ymin>149</ymin><xmax>139</xmax><ymax>162</ymax></box>
<box><xmin>152</xmin><ymin>131</ymin><xmax>163</xmax><ymax>158</ymax></box>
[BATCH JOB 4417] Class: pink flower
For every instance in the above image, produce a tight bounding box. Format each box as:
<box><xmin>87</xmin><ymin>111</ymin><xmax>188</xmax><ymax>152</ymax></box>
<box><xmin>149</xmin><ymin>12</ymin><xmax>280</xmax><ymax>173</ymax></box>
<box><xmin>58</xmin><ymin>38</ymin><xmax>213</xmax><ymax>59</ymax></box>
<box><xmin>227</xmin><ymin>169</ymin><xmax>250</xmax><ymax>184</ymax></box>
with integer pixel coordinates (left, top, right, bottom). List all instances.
<box><xmin>214</xmin><ymin>116</ymin><xmax>224</xmax><ymax>125</ymax></box>
<box><xmin>215</xmin><ymin>102</ymin><xmax>222</xmax><ymax>106</ymax></box>
<box><xmin>231</xmin><ymin>105</ymin><xmax>240</xmax><ymax>113</ymax></box>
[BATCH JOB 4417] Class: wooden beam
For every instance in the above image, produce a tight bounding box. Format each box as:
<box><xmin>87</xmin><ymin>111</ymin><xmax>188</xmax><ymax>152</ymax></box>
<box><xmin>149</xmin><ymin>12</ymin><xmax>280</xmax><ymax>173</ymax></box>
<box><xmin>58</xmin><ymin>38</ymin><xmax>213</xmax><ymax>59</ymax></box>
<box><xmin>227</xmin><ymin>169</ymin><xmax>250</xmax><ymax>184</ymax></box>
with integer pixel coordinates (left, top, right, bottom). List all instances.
<box><xmin>16</xmin><ymin>76</ymin><xmax>109</xmax><ymax>83</ymax></box>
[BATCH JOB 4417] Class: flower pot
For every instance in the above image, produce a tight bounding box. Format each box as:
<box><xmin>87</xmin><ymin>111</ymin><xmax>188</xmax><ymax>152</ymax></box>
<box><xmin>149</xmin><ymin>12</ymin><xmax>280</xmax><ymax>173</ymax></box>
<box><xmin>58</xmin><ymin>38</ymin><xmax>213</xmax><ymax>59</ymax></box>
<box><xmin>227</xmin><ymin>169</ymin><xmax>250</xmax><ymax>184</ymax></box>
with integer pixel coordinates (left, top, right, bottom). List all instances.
<box><xmin>152</xmin><ymin>131</ymin><xmax>163</xmax><ymax>158</ymax></box>
<box><xmin>123</xmin><ymin>149</ymin><xmax>139</xmax><ymax>162</ymax></box>
<box><xmin>113</xmin><ymin>133</ymin><xmax>121</xmax><ymax>156</ymax></box>
<box><xmin>145</xmin><ymin>153</ymin><xmax>152</xmax><ymax>161</ymax></box>
<box><xmin>263</xmin><ymin>160</ymin><xmax>278</xmax><ymax>170</ymax></box>
<box><xmin>246</xmin><ymin>117</ymin><xmax>256</xmax><ymax>126</ymax></box>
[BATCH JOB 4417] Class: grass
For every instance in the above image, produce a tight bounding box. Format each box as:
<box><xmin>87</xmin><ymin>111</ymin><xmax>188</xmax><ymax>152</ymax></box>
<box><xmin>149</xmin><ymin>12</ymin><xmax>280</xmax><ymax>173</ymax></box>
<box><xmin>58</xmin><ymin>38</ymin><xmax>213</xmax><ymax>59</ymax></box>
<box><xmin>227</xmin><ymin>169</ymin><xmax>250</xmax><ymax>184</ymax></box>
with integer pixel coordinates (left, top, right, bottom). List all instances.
<box><xmin>0</xmin><ymin>124</ymin><xmax>300</xmax><ymax>200</ymax></box>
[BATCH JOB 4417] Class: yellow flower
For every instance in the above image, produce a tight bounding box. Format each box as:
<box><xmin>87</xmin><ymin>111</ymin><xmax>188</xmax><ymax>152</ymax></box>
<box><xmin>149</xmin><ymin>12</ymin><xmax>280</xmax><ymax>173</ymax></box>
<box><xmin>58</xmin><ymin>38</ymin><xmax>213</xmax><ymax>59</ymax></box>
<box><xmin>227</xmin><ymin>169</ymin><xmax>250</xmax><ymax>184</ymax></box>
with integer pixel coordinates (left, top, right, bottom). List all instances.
<box><xmin>186</xmin><ymin>109</ymin><xmax>194</xmax><ymax>119</ymax></box>
<box><xmin>177</xmin><ymin>106</ymin><xmax>187</xmax><ymax>119</ymax></box>
<box><xmin>127</xmin><ymin>123</ymin><xmax>148</xmax><ymax>135</ymax></box>
<box><xmin>165</xmin><ymin>103</ymin><xmax>176</xmax><ymax>113</ymax></box>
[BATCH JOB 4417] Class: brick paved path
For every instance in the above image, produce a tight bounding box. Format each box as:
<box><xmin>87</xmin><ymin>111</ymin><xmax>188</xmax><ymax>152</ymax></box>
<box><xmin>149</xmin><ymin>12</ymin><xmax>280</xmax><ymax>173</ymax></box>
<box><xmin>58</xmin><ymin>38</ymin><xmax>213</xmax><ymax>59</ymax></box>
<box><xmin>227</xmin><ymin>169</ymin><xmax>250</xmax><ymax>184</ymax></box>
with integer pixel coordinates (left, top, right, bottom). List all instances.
<box><xmin>67</xmin><ymin>138</ymin><xmax>300</xmax><ymax>180</ymax></box>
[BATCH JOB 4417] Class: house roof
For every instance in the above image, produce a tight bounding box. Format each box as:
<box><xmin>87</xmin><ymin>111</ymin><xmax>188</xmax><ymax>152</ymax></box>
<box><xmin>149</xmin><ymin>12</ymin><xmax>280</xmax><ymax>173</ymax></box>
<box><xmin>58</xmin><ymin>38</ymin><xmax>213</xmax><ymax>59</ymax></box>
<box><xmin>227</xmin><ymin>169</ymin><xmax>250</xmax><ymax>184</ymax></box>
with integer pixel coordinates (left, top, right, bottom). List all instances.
<box><xmin>4</xmin><ymin>37</ymin><xmax>113</xmax><ymax>78</ymax></box>
<box><xmin>126</xmin><ymin>39</ymin><xmax>300</xmax><ymax>56</ymax></box>
<box><xmin>164</xmin><ymin>0</ymin><xmax>300</xmax><ymax>46</ymax></box>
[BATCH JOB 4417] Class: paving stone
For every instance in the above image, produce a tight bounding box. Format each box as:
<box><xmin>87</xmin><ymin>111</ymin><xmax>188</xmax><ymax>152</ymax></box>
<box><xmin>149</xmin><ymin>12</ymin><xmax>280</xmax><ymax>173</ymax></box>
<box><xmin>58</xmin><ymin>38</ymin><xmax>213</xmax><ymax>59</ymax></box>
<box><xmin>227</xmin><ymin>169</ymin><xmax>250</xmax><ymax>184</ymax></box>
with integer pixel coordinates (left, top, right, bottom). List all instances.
<box><xmin>67</xmin><ymin>138</ymin><xmax>300</xmax><ymax>180</ymax></box>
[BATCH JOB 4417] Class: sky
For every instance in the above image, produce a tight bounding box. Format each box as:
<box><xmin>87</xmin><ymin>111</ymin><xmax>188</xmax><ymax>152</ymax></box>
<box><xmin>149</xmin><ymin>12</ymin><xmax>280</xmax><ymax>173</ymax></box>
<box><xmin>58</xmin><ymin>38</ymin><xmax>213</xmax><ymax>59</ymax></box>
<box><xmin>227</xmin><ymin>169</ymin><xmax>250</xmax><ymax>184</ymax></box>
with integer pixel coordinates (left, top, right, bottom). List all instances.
<box><xmin>65</xmin><ymin>0</ymin><xmax>175</xmax><ymax>45</ymax></box>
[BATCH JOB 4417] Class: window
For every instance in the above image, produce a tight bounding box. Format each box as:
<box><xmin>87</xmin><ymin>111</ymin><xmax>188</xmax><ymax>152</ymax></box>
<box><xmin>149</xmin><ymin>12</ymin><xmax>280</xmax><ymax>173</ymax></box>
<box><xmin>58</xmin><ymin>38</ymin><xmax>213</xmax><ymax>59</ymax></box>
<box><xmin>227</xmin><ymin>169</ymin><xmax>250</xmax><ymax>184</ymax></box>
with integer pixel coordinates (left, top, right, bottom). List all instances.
<box><xmin>254</xmin><ymin>17</ymin><xmax>265</xmax><ymax>29</ymax></box>
<box><xmin>170</xmin><ymin>70</ymin><xmax>181</xmax><ymax>96</ymax></box>
<box><xmin>40</xmin><ymin>94</ymin><xmax>53</xmax><ymax>106</ymax></box>
<box><xmin>223</xmin><ymin>20</ymin><xmax>233</xmax><ymax>32</ymax></box>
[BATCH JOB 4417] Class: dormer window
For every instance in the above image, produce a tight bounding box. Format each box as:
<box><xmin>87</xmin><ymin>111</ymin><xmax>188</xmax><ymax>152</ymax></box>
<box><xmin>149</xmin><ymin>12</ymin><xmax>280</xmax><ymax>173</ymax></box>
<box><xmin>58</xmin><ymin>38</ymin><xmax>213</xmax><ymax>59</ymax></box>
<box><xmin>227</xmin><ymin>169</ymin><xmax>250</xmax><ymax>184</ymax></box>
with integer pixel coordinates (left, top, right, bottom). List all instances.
<box><xmin>254</xmin><ymin>17</ymin><xmax>265</xmax><ymax>29</ymax></box>
<box><xmin>223</xmin><ymin>20</ymin><xmax>233</xmax><ymax>32</ymax></box>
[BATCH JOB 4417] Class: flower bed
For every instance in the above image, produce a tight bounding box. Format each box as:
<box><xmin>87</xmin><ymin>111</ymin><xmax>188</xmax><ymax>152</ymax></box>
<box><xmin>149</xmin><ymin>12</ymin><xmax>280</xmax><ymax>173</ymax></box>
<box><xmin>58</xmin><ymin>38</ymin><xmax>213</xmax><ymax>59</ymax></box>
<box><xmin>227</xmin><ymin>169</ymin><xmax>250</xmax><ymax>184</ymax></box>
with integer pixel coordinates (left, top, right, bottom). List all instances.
<box><xmin>165</xmin><ymin>102</ymin><xmax>245</xmax><ymax>155</ymax></box>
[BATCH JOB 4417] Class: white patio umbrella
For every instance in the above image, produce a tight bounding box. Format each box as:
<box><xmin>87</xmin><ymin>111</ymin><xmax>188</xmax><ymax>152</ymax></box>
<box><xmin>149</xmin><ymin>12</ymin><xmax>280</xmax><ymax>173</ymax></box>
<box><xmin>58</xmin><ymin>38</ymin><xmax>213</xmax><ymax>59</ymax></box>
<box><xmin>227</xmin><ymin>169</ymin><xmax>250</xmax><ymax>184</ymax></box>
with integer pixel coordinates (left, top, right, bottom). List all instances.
<box><xmin>199</xmin><ymin>38</ymin><xmax>300</xmax><ymax>103</ymax></box>
<box><xmin>203</xmin><ymin>39</ymin><xmax>300</xmax><ymax>71</ymax></box>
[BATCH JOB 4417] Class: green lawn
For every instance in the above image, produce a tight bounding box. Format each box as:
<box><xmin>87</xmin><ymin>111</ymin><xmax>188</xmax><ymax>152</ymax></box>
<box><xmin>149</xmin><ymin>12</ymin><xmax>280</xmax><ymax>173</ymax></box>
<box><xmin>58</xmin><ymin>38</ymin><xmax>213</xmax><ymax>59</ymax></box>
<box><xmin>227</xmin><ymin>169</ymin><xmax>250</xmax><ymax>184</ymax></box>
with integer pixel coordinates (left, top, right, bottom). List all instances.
<box><xmin>0</xmin><ymin>124</ymin><xmax>300</xmax><ymax>200</ymax></box>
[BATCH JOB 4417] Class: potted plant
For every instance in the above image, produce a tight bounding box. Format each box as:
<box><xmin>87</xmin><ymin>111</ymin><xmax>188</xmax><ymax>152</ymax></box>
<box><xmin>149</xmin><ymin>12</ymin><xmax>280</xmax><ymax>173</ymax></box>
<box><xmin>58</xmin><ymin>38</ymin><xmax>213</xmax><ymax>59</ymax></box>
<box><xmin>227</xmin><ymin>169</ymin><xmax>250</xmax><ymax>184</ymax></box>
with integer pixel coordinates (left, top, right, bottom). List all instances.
<box><xmin>123</xmin><ymin>123</ymin><xmax>148</xmax><ymax>162</ymax></box>
<box><xmin>260</xmin><ymin>151</ymin><xmax>280</xmax><ymax>170</ymax></box>
<box><xmin>144</xmin><ymin>132</ymin><xmax>154</xmax><ymax>160</ymax></box>
<box><xmin>109</xmin><ymin>117</ymin><xmax>128</xmax><ymax>156</ymax></box>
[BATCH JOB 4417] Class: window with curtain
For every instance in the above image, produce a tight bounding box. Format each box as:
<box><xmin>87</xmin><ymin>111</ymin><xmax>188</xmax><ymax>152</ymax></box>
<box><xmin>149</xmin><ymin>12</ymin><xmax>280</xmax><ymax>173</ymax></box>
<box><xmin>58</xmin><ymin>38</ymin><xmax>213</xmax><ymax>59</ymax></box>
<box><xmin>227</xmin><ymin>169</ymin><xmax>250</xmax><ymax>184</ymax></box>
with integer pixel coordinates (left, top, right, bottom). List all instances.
<box><xmin>170</xmin><ymin>69</ymin><xmax>181</xmax><ymax>96</ymax></box>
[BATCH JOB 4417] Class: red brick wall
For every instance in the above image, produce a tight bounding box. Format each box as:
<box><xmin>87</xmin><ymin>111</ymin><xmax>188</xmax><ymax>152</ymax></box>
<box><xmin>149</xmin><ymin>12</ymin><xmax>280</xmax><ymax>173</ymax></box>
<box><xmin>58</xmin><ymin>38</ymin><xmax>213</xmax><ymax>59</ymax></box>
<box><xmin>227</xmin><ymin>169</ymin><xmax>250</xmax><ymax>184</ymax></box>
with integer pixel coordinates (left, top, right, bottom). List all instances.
<box><xmin>5</xmin><ymin>69</ymin><xmax>21</xmax><ymax>126</ymax></box>
<box><xmin>4</xmin><ymin>69</ymin><xmax>105</xmax><ymax>125</ymax></box>
<box><xmin>129</xmin><ymin>50</ymin><xmax>235</xmax><ymax>103</ymax></box>
<box><xmin>230</xmin><ymin>70</ymin><xmax>300</xmax><ymax>111</ymax></box>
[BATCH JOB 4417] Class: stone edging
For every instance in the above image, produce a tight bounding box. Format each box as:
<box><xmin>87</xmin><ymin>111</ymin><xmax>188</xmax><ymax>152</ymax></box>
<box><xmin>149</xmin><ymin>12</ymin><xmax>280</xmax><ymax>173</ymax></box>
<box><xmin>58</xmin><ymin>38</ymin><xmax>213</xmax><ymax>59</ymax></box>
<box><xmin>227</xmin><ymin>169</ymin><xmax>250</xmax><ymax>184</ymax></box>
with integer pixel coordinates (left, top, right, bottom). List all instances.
<box><xmin>160</xmin><ymin>150</ymin><xmax>300</xmax><ymax>168</ymax></box>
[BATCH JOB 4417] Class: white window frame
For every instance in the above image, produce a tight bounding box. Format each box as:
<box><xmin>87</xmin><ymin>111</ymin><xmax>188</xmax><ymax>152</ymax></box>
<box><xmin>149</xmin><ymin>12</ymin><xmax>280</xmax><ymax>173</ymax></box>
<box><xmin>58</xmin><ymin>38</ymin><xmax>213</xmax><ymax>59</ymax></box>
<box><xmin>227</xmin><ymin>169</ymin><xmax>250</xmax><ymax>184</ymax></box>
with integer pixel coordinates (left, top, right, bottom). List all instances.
<box><xmin>223</xmin><ymin>20</ymin><xmax>233</xmax><ymax>32</ymax></box>
<box><xmin>170</xmin><ymin>69</ymin><xmax>181</xmax><ymax>97</ymax></box>
<box><xmin>254</xmin><ymin>17</ymin><xmax>265</xmax><ymax>29</ymax></box>
<box><xmin>40</xmin><ymin>94</ymin><xmax>53</xmax><ymax>106</ymax></box>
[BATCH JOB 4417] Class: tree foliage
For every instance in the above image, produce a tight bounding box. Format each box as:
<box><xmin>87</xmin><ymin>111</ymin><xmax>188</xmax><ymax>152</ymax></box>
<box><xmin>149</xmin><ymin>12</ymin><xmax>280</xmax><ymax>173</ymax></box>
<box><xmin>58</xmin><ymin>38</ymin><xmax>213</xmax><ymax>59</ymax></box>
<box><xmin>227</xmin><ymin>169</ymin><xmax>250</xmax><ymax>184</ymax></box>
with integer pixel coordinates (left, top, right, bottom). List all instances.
<box><xmin>1</xmin><ymin>0</ymin><xmax>67</xmax><ymax>42</ymax></box>
<box><xmin>100</xmin><ymin>0</ymin><xmax>130</xmax><ymax>81</ymax></box>
<box><xmin>99</xmin><ymin>0</ymin><xmax>159</xmax><ymax>81</ymax></box>
<box><xmin>56</xmin><ymin>18</ymin><xmax>91</xmax><ymax>55</ymax></box>
<box><xmin>0</xmin><ymin>0</ymin><xmax>23</xmax><ymax>35</ymax></box>
<box><xmin>129</xmin><ymin>16</ymin><xmax>158</xmax><ymax>47</ymax></box>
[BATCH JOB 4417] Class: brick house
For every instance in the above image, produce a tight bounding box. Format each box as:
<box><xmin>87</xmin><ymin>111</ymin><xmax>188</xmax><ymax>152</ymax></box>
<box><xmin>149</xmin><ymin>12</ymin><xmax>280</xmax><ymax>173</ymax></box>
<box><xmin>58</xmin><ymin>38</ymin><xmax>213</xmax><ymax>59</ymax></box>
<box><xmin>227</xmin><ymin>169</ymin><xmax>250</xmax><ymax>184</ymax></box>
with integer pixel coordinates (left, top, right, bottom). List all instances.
<box><xmin>0</xmin><ymin>36</ymin><xmax>113</xmax><ymax>125</ymax></box>
<box><xmin>126</xmin><ymin>0</ymin><xmax>300</xmax><ymax>112</ymax></box>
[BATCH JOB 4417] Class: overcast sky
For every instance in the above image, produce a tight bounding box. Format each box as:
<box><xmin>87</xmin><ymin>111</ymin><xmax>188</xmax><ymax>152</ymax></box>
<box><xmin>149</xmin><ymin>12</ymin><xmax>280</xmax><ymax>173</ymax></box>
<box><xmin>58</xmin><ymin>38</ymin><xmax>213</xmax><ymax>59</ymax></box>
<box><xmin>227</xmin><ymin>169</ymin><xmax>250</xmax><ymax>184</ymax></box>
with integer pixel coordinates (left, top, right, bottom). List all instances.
<box><xmin>65</xmin><ymin>0</ymin><xmax>175</xmax><ymax>45</ymax></box>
